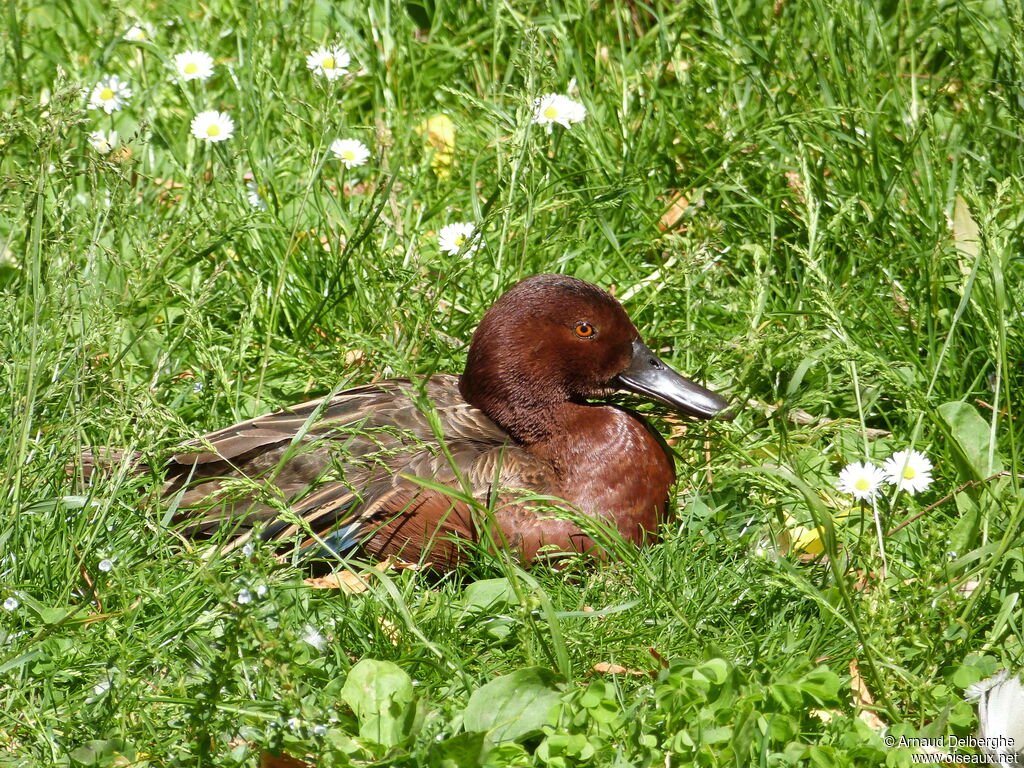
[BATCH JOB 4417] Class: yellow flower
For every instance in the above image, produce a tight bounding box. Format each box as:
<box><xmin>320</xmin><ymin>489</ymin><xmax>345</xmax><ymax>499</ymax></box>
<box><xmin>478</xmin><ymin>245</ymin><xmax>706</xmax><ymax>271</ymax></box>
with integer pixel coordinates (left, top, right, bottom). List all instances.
<box><xmin>417</xmin><ymin>114</ymin><xmax>455</xmax><ymax>179</ymax></box>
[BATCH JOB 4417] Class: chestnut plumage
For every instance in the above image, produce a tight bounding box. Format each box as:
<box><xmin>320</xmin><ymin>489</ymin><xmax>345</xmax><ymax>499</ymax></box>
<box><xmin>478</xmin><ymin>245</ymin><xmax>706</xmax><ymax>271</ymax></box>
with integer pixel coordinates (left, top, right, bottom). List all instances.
<box><xmin>78</xmin><ymin>274</ymin><xmax>730</xmax><ymax>570</ymax></box>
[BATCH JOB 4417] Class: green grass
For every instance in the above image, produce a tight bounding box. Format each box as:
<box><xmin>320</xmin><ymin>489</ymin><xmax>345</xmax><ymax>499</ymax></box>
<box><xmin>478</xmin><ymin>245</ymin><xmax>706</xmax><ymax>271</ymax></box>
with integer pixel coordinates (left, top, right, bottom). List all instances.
<box><xmin>2</xmin><ymin>0</ymin><xmax>1023</xmax><ymax>765</ymax></box>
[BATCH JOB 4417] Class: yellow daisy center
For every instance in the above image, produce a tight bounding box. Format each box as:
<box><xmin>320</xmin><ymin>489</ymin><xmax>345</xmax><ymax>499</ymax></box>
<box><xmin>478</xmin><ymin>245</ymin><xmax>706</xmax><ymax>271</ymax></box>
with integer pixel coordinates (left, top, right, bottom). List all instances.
<box><xmin>100</xmin><ymin>88</ymin><xmax>114</xmax><ymax>100</ymax></box>
<box><xmin>323</xmin><ymin>57</ymin><xmax>335</xmax><ymax>70</ymax></box>
<box><xmin>902</xmin><ymin>466</ymin><xmax>917</xmax><ymax>479</ymax></box>
<box><xmin>854</xmin><ymin>478</ymin><xmax>870</xmax><ymax>491</ymax></box>
<box><xmin>184</xmin><ymin>62</ymin><xmax>198</xmax><ymax>74</ymax></box>
<box><xmin>454</xmin><ymin>235</ymin><xmax>465</xmax><ymax>246</ymax></box>
<box><xmin>543</xmin><ymin>105</ymin><xmax>559</xmax><ymax>119</ymax></box>
<box><xmin>341</xmin><ymin>150</ymin><xmax>355</xmax><ymax>161</ymax></box>
<box><xmin>206</xmin><ymin>124</ymin><xmax>221</xmax><ymax>137</ymax></box>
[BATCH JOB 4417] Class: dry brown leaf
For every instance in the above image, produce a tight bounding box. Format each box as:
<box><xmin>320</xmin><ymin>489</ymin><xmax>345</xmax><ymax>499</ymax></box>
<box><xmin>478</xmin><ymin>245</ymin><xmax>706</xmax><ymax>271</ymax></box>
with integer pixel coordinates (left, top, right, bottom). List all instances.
<box><xmin>658</xmin><ymin>192</ymin><xmax>690</xmax><ymax>231</ymax></box>
<box><xmin>304</xmin><ymin>558</ymin><xmax>396</xmax><ymax>594</ymax></box>
<box><xmin>260</xmin><ymin>751</ymin><xmax>311</xmax><ymax>768</ymax></box>
<box><xmin>852</xmin><ymin>570</ymin><xmax>879</xmax><ymax>592</ymax></box>
<box><xmin>304</xmin><ymin>570</ymin><xmax>367</xmax><ymax>594</ymax></box>
<box><xmin>378</xmin><ymin>617</ymin><xmax>400</xmax><ymax>646</ymax></box>
<box><xmin>810</xmin><ymin>708</ymin><xmax>837</xmax><ymax>723</ymax></box>
<box><xmin>957</xmin><ymin>579</ymin><xmax>980</xmax><ymax>597</ymax></box>
<box><xmin>849</xmin><ymin>659</ymin><xmax>886</xmax><ymax>731</ymax></box>
<box><xmin>592</xmin><ymin>662</ymin><xmax>648</xmax><ymax>676</ymax></box>
<box><xmin>392</xmin><ymin>560</ymin><xmax>430</xmax><ymax>571</ymax></box>
<box><xmin>153</xmin><ymin>177</ymin><xmax>184</xmax><ymax>207</ymax></box>
<box><xmin>648</xmin><ymin>647</ymin><xmax>669</xmax><ymax>668</ymax></box>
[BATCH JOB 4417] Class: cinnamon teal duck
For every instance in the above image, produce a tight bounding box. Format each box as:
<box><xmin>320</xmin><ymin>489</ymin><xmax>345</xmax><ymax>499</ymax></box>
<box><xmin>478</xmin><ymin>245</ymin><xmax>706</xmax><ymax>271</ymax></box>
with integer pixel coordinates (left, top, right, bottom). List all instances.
<box><xmin>80</xmin><ymin>274</ymin><xmax>730</xmax><ymax>570</ymax></box>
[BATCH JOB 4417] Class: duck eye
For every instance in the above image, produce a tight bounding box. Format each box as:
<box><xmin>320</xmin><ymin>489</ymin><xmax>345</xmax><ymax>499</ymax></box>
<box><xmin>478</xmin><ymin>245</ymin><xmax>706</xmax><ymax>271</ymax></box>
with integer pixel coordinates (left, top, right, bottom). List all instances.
<box><xmin>574</xmin><ymin>321</ymin><xmax>597</xmax><ymax>338</ymax></box>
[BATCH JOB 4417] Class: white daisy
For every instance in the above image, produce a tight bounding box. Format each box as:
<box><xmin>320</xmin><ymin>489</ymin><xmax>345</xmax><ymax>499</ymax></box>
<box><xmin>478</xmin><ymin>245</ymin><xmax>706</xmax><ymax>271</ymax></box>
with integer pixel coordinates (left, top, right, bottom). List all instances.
<box><xmin>88</xmin><ymin>129</ymin><xmax>117</xmax><ymax>154</ymax></box>
<box><xmin>306</xmin><ymin>45</ymin><xmax>351</xmax><ymax>80</ymax></box>
<box><xmin>173</xmin><ymin>50</ymin><xmax>215</xmax><ymax>82</ymax></box>
<box><xmin>533</xmin><ymin>93</ymin><xmax>587</xmax><ymax>132</ymax></box>
<box><xmin>437</xmin><ymin>222</ymin><xmax>482</xmax><ymax>256</ymax></box>
<box><xmin>246</xmin><ymin>179</ymin><xmax>268</xmax><ymax>210</ymax></box>
<box><xmin>123</xmin><ymin>23</ymin><xmax>153</xmax><ymax>42</ymax></box>
<box><xmin>88</xmin><ymin>75</ymin><xmax>132</xmax><ymax>114</ymax></box>
<box><xmin>190</xmin><ymin>110</ymin><xmax>234</xmax><ymax>142</ymax></box>
<box><xmin>3</xmin><ymin>596</ymin><xmax>18</xmax><ymax>611</ymax></box>
<box><xmin>882</xmin><ymin>449</ymin><xmax>934</xmax><ymax>495</ymax></box>
<box><xmin>837</xmin><ymin>461</ymin><xmax>886</xmax><ymax>501</ymax></box>
<box><xmin>329</xmin><ymin>138</ymin><xmax>370</xmax><ymax>168</ymax></box>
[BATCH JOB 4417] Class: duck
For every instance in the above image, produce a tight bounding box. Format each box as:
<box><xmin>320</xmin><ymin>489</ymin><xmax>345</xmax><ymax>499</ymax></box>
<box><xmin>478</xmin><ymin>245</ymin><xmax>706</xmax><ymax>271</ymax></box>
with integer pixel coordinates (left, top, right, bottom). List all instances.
<box><xmin>79</xmin><ymin>274</ymin><xmax>730</xmax><ymax>570</ymax></box>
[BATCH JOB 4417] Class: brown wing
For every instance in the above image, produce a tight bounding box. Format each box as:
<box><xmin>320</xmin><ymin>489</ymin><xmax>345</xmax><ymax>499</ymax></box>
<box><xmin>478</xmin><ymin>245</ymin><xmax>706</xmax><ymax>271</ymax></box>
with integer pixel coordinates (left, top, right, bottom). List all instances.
<box><xmin>162</xmin><ymin>374</ymin><xmax>558</xmax><ymax>566</ymax></box>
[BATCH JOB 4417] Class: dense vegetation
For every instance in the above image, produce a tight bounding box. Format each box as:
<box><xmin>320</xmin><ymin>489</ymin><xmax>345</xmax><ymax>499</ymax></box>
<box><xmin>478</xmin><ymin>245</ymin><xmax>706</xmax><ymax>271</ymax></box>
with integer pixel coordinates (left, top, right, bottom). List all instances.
<box><xmin>1</xmin><ymin>0</ymin><xmax>1022</xmax><ymax>765</ymax></box>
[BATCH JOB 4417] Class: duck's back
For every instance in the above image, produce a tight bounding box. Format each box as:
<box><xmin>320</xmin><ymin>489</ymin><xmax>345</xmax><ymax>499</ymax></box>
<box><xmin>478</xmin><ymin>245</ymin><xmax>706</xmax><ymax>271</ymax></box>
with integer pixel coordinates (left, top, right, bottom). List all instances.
<box><xmin>158</xmin><ymin>374</ymin><xmax>555</xmax><ymax>568</ymax></box>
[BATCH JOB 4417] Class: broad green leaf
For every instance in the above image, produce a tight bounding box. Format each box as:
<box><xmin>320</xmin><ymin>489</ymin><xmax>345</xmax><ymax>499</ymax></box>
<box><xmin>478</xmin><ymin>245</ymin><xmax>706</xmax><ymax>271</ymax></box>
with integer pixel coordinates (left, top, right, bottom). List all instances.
<box><xmin>937</xmin><ymin>401</ymin><xmax>1003</xmax><ymax>479</ymax></box>
<box><xmin>69</xmin><ymin>739</ymin><xmax>135</xmax><ymax>766</ymax></box>
<box><xmin>461</xmin><ymin>578</ymin><xmax>517</xmax><ymax>613</ymax></box>
<box><xmin>340</xmin><ymin>658</ymin><xmax>418</xmax><ymax>748</ymax></box>
<box><xmin>695</xmin><ymin>658</ymin><xmax>730</xmax><ymax>685</ymax></box>
<box><xmin>427</xmin><ymin>730</ymin><xmax>490</xmax><ymax>768</ymax></box>
<box><xmin>463</xmin><ymin>667</ymin><xmax>563</xmax><ymax>743</ymax></box>
<box><xmin>949</xmin><ymin>493</ymin><xmax>980</xmax><ymax>553</ymax></box>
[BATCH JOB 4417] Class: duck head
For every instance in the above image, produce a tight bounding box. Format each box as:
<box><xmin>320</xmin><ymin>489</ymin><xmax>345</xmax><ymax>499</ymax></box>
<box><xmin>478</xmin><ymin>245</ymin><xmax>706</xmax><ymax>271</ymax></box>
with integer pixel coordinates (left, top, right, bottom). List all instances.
<box><xmin>459</xmin><ymin>274</ymin><xmax>729</xmax><ymax>444</ymax></box>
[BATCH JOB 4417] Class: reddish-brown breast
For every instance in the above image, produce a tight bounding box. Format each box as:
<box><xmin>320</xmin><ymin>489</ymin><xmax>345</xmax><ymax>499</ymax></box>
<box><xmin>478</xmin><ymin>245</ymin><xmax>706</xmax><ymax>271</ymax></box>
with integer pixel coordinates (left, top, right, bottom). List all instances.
<box><xmin>491</xmin><ymin>402</ymin><xmax>676</xmax><ymax>561</ymax></box>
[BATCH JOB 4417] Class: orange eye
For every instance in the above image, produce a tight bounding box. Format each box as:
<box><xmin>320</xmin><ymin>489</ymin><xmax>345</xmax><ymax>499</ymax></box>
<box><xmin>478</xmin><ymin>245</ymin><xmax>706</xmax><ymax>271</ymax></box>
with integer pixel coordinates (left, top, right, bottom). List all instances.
<box><xmin>574</xmin><ymin>321</ymin><xmax>596</xmax><ymax>338</ymax></box>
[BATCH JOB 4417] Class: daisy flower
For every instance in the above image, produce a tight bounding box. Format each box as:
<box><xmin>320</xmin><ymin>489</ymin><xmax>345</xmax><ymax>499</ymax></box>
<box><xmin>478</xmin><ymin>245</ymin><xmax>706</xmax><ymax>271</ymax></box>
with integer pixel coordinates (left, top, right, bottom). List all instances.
<box><xmin>330</xmin><ymin>138</ymin><xmax>370</xmax><ymax>168</ymax></box>
<box><xmin>173</xmin><ymin>50</ymin><xmax>215</xmax><ymax>82</ymax></box>
<box><xmin>837</xmin><ymin>461</ymin><xmax>886</xmax><ymax>501</ymax></box>
<box><xmin>437</xmin><ymin>222</ymin><xmax>482</xmax><ymax>256</ymax></box>
<box><xmin>88</xmin><ymin>129</ymin><xmax>117</xmax><ymax>154</ymax></box>
<box><xmin>88</xmin><ymin>75</ymin><xmax>132</xmax><ymax>114</ymax></box>
<box><xmin>246</xmin><ymin>179</ymin><xmax>268</xmax><ymax>210</ymax></box>
<box><xmin>533</xmin><ymin>93</ymin><xmax>587</xmax><ymax>132</ymax></box>
<box><xmin>190</xmin><ymin>110</ymin><xmax>234</xmax><ymax>142</ymax></box>
<box><xmin>123</xmin><ymin>23</ymin><xmax>153</xmax><ymax>42</ymax></box>
<box><xmin>306</xmin><ymin>45</ymin><xmax>351</xmax><ymax>80</ymax></box>
<box><xmin>882</xmin><ymin>449</ymin><xmax>933</xmax><ymax>495</ymax></box>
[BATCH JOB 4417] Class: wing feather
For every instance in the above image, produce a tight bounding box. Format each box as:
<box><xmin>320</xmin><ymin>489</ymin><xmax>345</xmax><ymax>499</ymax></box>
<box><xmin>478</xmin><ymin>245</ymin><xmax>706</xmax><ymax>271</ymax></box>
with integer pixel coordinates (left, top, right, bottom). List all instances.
<box><xmin>153</xmin><ymin>374</ymin><xmax>555</xmax><ymax>567</ymax></box>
